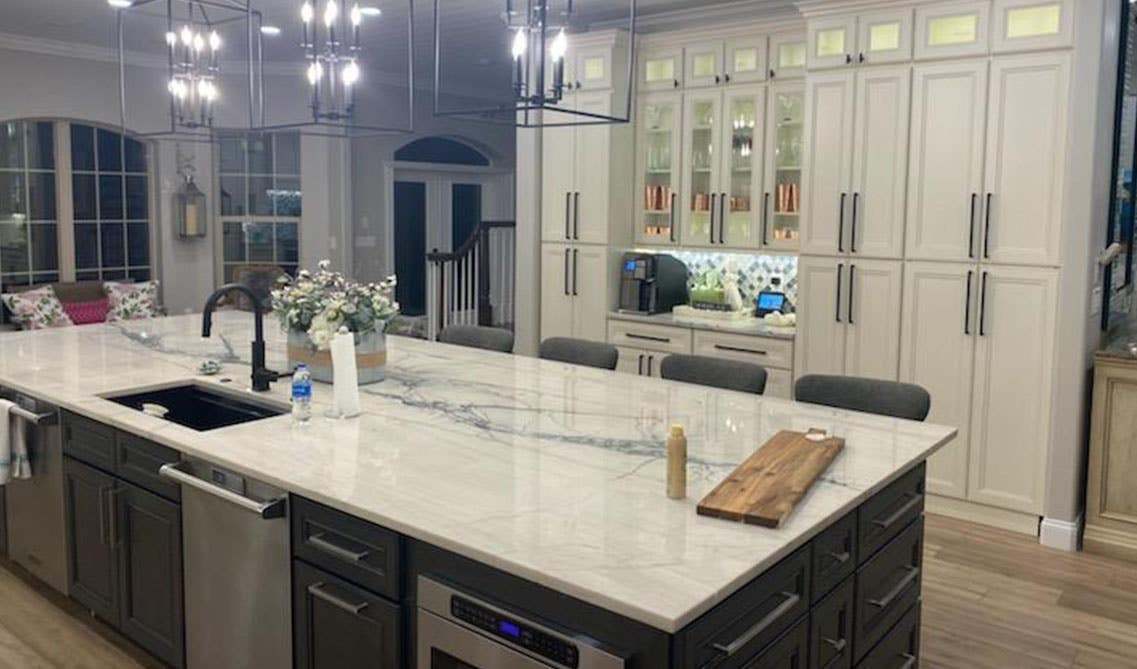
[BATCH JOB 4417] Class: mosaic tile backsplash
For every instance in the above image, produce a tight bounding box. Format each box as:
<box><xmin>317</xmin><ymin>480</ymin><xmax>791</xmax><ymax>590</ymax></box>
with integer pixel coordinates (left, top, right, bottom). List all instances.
<box><xmin>634</xmin><ymin>249</ymin><xmax>798</xmax><ymax>307</ymax></box>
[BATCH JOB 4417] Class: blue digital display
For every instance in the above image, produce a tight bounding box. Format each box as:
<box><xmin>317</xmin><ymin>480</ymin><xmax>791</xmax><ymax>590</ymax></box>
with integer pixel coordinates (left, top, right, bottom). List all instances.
<box><xmin>757</xmin><ymin>292</ymin><xmax>785</xmax><ymax>310</ymax></box>
<box><xmin>499</xmin><ymin>620</ymin><xmax>521</xmax><ymax>638</ymax></box>
<box><xmin>624</xmin><ymin>259</ymin><xmax>637</xmax><ymax>271</ymax></box>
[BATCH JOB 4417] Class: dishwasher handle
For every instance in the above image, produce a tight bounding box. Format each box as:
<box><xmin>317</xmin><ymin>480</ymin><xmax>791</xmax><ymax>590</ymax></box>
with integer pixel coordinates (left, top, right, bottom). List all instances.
<box><xmin>9</xmin><ymin>405</ymin><xmax>57</xmax><ymax>426</ymax></box>
<box><xmin>159</xmin><ymin>462</ymin><xmax>286</xmax><ymax>519</ymax></box>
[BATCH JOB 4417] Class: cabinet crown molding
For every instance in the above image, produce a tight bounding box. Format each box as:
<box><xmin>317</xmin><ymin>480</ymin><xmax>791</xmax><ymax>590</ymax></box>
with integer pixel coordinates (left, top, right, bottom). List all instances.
<box><xmin>795</xmin><ymin>0</ymin><xmax>936</xmax><ymax>19</ymax></box>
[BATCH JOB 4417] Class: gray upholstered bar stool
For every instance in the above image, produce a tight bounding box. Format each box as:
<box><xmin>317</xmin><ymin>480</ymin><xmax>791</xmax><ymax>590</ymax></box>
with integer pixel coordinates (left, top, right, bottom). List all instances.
<box><xmin>538</xmin><ymin>338</ymin><xmax>619</xmax><ymax>370</ymax></box>
<box><xmin>794</xmin><ymin>374</ymin><xmax>931</xmax><ymax>421</ymax></box>
<box><xmin>438</xmin><ymin>324</ymin><xmax>515</xmax><ymax>353</ymax></box>
<box><xmin>659</xmin><ymin>354</ymin><xmax>768</xmax><ymax>395</ymax></box>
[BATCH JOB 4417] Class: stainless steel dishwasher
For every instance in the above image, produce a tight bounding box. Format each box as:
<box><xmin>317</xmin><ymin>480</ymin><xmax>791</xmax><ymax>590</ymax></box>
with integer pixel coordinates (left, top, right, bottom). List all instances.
<box><xmin>159</xmin><ymin>456</ymin><xmax>292</xmax><ymax>669</ymax></box>
<box><xmin>2</xmin><ymin>391</ymin><xmax>67</xmax><ymax>594</ymax></box>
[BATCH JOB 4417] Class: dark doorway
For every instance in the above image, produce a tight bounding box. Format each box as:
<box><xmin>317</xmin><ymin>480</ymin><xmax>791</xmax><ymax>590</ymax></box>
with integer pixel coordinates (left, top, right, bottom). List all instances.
<box><xmin>451</xmin><ymin>184</ymin><xmax>483</xmax><ymax>248</ymax></box>
<box><xmin>394</xmin><ymin>181</ymin><xmax>426</xmax><ymax>316</ymax></box>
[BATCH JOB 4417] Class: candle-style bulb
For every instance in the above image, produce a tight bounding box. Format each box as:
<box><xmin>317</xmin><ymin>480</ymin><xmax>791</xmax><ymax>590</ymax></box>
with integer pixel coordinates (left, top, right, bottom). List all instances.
<box><xmin>301</xmin><ymin>2</ymin><xmax>313</xmax><ymax>22</ymax></box>
<box><xmin>342</xmin><ymin>60</ymin><xmax>360</xmax><ymax>86</ymax></box>
<box><xmin>307</xmin><ymin>61</ymin><xmax>323</xmax><ymax>85</ymax></box>
<box><xmin>192</xmin><ymin>33</ymin><xmax>205</xmax><ymax>52</ymax></box>
<box><xmin>350</xmin><ymin>3</ymin><xmax>362</xmax><ymax>27</ymax></box>
<box><xmin>165</xmin><ymin>31</ymin><xmax>177</xmax><ymax>46</ymax></box>
<box><xmin>180</xmin><ymin>25</ymin><xmax>193</xmax><ymax>46</ymax></box>
<box><xmin>511</xmin><ymin>28</ymin><xmax>527</xmax><ymax>60</ymax></box>
<box><xmin>324</xmin><ymin>0</ymin><xmax>338</xmax><ymax>28</ymax></box>
<box><xmin>550</xmin><ymin>28</ymin><xmax>567</xmax><ymax>62</ymax></box>
<box><xmin>209</xmin><ymin>31</ymin><xmax>221</xmax><ymax>51</ymax></box>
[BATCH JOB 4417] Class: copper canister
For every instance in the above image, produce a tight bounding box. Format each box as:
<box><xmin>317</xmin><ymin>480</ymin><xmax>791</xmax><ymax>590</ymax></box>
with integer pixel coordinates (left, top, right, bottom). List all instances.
<box><xmin>788</xmin><ymin>183</ymin><xmax>800</xmax><ymax>213</ymax></box>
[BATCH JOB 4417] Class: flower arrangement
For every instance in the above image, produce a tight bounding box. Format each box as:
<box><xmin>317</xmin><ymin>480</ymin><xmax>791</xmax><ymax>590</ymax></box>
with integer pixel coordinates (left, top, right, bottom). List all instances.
<box><xmin>271</xmin><ymin>260</ymin><xmax>398</xmax><ymax>350</ymax></box>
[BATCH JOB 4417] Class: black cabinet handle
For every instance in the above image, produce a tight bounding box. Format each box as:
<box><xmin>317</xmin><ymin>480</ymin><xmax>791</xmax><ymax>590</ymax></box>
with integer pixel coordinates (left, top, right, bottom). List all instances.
<box><xmin>673</xmin><ymin>79</ymin><xmax>680</xmax><ymax>89</ymax></box>
<box><xmin>711</xmin><ymin>591</ymin><xmax>801</xmax><ymax>656</ymax></box>
<box><xmin>647</xmin><ymin>355</ymin><xmax>654</xmax><ymax>377</ymax></box>
<box><xmin>719</xmin><ymin>192</ymin><xmax>726</xmax><ymax>244</ymax></box>
<box><xmin>714</xmin><ymin>74</ymin><xmax>721</xmax><ymax>84</ymax></box>
<box><xmin>564</xmin><ymin>192</ymin><xmax>571</xmax><ymax>240</ymax></box>
<box><xmin>845</xmin><ymin>54</ymin><xmax>853</xmax><ymax>65</ymax></box>
<box><xmin>626</xmin><ymin>332</ymin><xmax>671</xmax><ymax>343</ymax></box>
<box><xmin>637</xmin><ymin>354</ymin><xmax>644</xmax><ymax>375</ymax></box>
<box><xmin>762</xmin><ymin>192</ymin><xmax>770</xmax><ymax>245</ymax></box>
<box><xmin>108</xmin><ymin>487</ymin><xmax>121</xmax><ymax>547</ymax></box>
<box><xmin>769</xmin><ymin>68</ymin><xmax>776</xmax><ymax>79</ymax></box>
<box><xmin>710</xmin><ymin>193</ymin><xmax>718</xmax><ymax>244</ymax></box>
<box><xmin>837</xmin><ymin>193</ymin><xmax>847</xmax><ymax>253</ymax></box>
<box><xmin>822</xmin><ymin>637</ymin><xmax>848</xmax><ymax>653</ymax></box>
<box><xmin>836</xmin><ymin>263</ymin><xmax>844</xmax><ymax>323</ymax></box>
<box><xmin>968</xmin><ymin>193</ymin><xmax>977</xmax><ymax>259</ymax></box>
<box><xmin>964</xmin><ymin>270</ymin><xmax>973</xmax><ymax>335</ymax></box>
<box><xmin>309</xmin><ymin>533</ymin><xmax>371</xmax><ymax>563</ymax></box>
<box><xmin>713</xmin><ymin>344</ymin><xmax>768</xmax><ymax>356</ymax></box>
<box><xmin>724</xmin><ymin>73</ymin><xmax>731</xmax><ymax>83</ymax></box>
<box><xmin>98</xmin><ymin>486</ymin><xmax>110</xmax><ymax>547</ymax></box>
<box><xmin>979</xmin><ymin>271</ymin><xmax>989</xmax><ymax>336</ymax></box>
<box><xmin>872</xmin><ymin>492</ymin><xmax>923</xmax><ymax>530</ymax></box>
<box><xmin>669</xmin><ymin>193</ymin><xmax>677</xmax><ymax>243</ymax></box>
<box><xmin>307</xmin><ymin>583</ymin><xmax>369</xmax><ymax>615</ymax></box>
<box><xmin>858</xmin><ymin>52</ymin><xmax>865</xmax><ymax>63</ymax></box>
<box><xmin>825</xmin><ymin>550</ymin><xmax>851</xmax><ymax>567</ymax></box>
<box><xmin>850</xmin><ymin>192</ymin><xmax>859</xmax><ymax>254</ymax></box>
<box><xmin>572</xmin><ymin>249</ymin><xmax>579</xmax><ymax>295</ymax></box>
<box><xmin>573</xmin><ymin>192</ymin><xmax>580</xmax><ymax>240</ymax></box>
<box><xmin>563</xmin><ymin>249</ymin><xmax>570</xmax><ymax>295</ymax></box>
<box><xmin>847</xmin><ymin>264</ymin><xmax>856</xmax><ymax>325</ymax></box>
<box><xmin>984</xmin><ymin>192</ymin><xmax>992</xmax><ymax>258</ymax></box>
<box><xmin>900</xmin><ymin>654</ymin><xmax>917</xmax><ymax>669</ymax></box>
<box><xmin>867</xmin><ymin>565</ymin><xmax>920</xmax><ymax>609</ymax></box>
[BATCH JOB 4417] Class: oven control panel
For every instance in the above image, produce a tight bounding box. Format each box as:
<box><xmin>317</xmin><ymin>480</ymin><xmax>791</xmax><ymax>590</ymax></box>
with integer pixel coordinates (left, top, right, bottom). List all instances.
<box><xmin>451</xmin><ymin>595</ymin><xmax>579</xmax><ymax>668</ymax></box>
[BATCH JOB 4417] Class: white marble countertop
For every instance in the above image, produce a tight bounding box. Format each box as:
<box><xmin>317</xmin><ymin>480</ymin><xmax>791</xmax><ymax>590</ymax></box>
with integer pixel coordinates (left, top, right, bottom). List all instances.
<box><xmin>0</xmin><ymin>313</ymin><xmax>953</xmax><ymax>632</ymax></box>
<box><xmin>608</xmin><ymin>310</ymin><xmax>797</xmax><ymax>340</ymax></box>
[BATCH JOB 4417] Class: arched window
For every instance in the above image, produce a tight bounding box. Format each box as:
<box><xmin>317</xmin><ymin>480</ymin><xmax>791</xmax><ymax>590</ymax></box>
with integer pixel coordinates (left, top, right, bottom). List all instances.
<box><xmin>394</xmin><ymin>137</ymin><xmax>490</xmax><ymax>166</ymax></box>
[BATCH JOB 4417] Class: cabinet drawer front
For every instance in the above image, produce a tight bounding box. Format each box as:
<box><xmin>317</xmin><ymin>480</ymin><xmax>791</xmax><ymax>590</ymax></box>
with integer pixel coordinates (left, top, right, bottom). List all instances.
<box><xmin>856</xmin><ymin>602</ymin><xmax>920</xmax><ymax>669</ymax></box>
<box><xmin>741</xmin><ymin>616</ymin><xmax>809</xmax><ymax>669</ymax></box>
<box><xmin>63</xmin><ymin>411</ymin><xmax>116</xmax><ymax>472</ymax></box>
<box><xmin>810</xmin><ymin>578</ymin><xmax>854</xmax><ymax>669</ymax></box>
<box><xmin>693</xmin><ymin>331</ymin><xmax>794</xmax><ymax>370</ymax></box>
<box><xmin>854</xmin><ymin>517</ymin><xmax>923</xmax><ymax>662</ymax></box>
<box><xmin>292</xmin><ymin>496</ymin><xmax>402</xmax><ymax>600</ymax></box>
<box><xmin>293</xmin><ymin>559</ymin><xmax>402</xmax><ymax>669</ymax></box>
<box><xmin>116</xmin><ymin>433</ymin><xmax>181</xmax><ymax>502</ymax></box>
<box><xmin>607</xmin><ymin>320</ymin><xmax>691</xmax><ymax>354</ymax></box>
<box><xmin>681</xmin><ymin>545</ymin><xmax>810</xmax><ymax>668</ymax></box>
<box><xmin>811</xmin><ymin>511</ymin><xmax>857</xmax><ymax>602</ymax></box>
<box><xmin>858</xmin><ymin>463</ymin><xmax>925</xmax><ymax>561</ymax></box>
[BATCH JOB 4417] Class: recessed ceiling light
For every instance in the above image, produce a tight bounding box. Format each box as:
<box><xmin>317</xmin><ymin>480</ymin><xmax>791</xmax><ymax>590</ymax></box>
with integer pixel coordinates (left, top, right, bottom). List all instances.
<box><xmin>107</xmin><ymin>0</ymin><xmax>133</xmax><ymax>7</ymax></box>
<box><xmin>260</xmin><ymin>25</ymin><xmax>282</xmax><ymax>36</ymax></box>
<box><xmin>359</xmin><ymin>6</ymin><xmax>381</xmax><ymax>17</ymax></box>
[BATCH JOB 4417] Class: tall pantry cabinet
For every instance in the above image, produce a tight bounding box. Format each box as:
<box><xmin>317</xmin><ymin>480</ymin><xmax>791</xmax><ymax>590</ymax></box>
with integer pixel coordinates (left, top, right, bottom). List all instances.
<box><xmin>539</xmin><ymin>31</ymin><xmax>634</xmax><ymax>343</ymax></box>
<box><xmin>797</xmin><ymin>0</ymin><xmax>1074</xmax><ymax>522</ymax></box>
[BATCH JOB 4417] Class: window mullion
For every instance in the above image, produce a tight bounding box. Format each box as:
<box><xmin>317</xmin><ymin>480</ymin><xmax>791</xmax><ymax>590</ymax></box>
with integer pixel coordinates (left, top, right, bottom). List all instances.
<box><xmin>54</xmin><ymin>121</ymin><xmax>76</xmax><ymax>282</ymax></box>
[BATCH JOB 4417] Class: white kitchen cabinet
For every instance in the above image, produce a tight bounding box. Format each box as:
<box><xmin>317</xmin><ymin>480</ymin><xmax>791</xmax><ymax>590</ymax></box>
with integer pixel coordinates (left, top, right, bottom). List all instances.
<box><xmin>968</xmin><ymin>265</ymin><xmax>1057</xmax><ymax>514</ymax></box>
<box><xmin>905</xmin><ymin>60</ymin><xmax>989</xmax><ymax>262</ymax></box>
<box><xmin>685</xmin><ymin>43</ymin><xmax>725</xmax><ymax>89</ymax></box>
<box><xmin>843</xmin><ymin>259</ymin><xmax>903</xmax><ymax>380</ymax></box>
<box><xmin>769</xmin><ymin>33</ymin><xmax>807</xmax><ymax>80</ymax></box>
<box><xmin>849</xmin><ymin>65</ymin><xmax>911</xmax><ymax>259</ymax></box>
<box><xmin>794</xmin><ymin>256</ymin><xmax>847</xmax><ymax>378</ymax></box>
<box><xmin>914</xmin><ymin>1</ymin><xmax>991</xmax><ymax>60</ymax></box>
<box><xmin>640</xmin><ymin>47</ymin><xmax>683</xmax><ymax>92</ymax></box>
<box><xmin>635</xmin><ymin>92</ymin><xmax>683</xmax><ymax>245</ymax></box>
<box><xmin>981</xmin><ymin>51</ymin><xmax>1069</xmax><ymax>267</ymax></box>
<box><xmin>856</xmin><ymin>9</ymin><xmax>914</xmax><ymax>64</ymax></box>
<box><xmin>900</xmin><ymin>262</ymin><xmax>977</xmax><ymax>498</ymax></box>
<box><xmin>540</xmin><ymin>244</ymin><xmax>614</xmax><ymax>343</ymax></box>
<box><xmin>573</xmin><ymin>46</ymin><xmax>613</xmax><ymax>91</ymax></box>
<box><xmin>614</xmin><ymin>346</ymin><xmax>663</xmax><ymax>378</ymax></box>
<box><xmin>991</xmin><ymin>0</ymin><xmax>1073</xmax><ymax>54</ymax></box>
<box><xmin>725</xmin><ymin>37</ymin><xmax>769</xmax><ymax>84</ymax></box>
<box><xmin>807</xmin><ymin>16</ymin><xmax>858</xmax><ymax>70</ymax></box>
<box><xmin>681</xmin><ymin>91</ymin><xmax>724</xmax><ymax>247</ymax></box>
<box><xmin>541</xmin><ymin>96</ymin><xmax>578</xmax><ymax>243</ymax></box>
<box><xmin>800</xmin><ymin>71</ymin><xmax>855</xmax><ymax>255</ymax></box>
<box><xmin>763</xmin><ymin>83</ymin><xmax>805</xmax><ymax>250</ymax></box>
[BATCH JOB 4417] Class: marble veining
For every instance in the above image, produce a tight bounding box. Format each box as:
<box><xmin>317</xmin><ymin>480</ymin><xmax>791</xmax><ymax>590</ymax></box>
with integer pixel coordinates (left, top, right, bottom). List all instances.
<box><xmin>0</xmin><ymin>313</ymin><xmax>954</xmax><ymax>632</ymax></box>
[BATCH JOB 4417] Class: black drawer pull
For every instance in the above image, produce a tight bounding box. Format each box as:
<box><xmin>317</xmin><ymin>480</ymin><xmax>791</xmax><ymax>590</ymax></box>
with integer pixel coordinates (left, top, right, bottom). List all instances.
<box><xmin>824</xmin><ymin>550</ymin><xmax>850</xmax><ymax>567</ymax></box>
<box><xmin>308</xmin><ymin>533</ymin><xmax>372</xmax><ymax>563</ymax></box>
<box><xmin>713</xmin><ymin>344</ymin><xmax>768</xmax><ymax>356</ymax></box>
<box><xmin>867</xmin><ymin>566</ymin><xmax>920</xmax><ymax>609</ymax></box>
<box><xmin>822</xmin><ymin>637</ymin><xmax>847</xmax><ymax>653</ymax></box>
<box><xmin>900</xmin><ymin>653</ymin><xmax>917</xmax><ymax>669</ymax></box>
<box><xmin>711</xmin><ymin>591</ymin><xmax>800</xmax><ymax>657</ymax></box>
<box><xmin>872</xmin><ymin>492</ymin><xmax>923</xmax><ymax>531</ymax></box>
<box><xmin>307</xmin><ymin>583</ymin><xmax>369</xmax><ymax>615</ymax></box>
<box><xmin>626</xmin><ymin>333</ymin><xmax>671</xmax><ymax>344</ymax></box>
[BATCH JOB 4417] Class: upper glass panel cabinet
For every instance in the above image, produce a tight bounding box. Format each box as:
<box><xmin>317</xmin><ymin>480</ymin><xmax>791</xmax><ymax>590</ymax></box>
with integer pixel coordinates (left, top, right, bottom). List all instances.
<box><xmin>991</xmin><ymin>0</ymin><xmax>1073</xmax><ymax>53</ymax></box>
<box><xmin>769</xmin><ymin>33</ymin><xmax>807</xmax><ymax>80</ymax></box>
<box><xmin>726</xmin><ymin>37</ymin><xmax>768</xmax><ymax>84</ymax></box>
<box><xmin>856</xmin><ymin>9</ymin><xmax>914</xmax><ymax>64</ymax></box>
<box><xmin>915</xmin><ymin>1</ymin><xmax>991</xmax><ymax>60</ymax></box>
<box><xmin>640</xmin><ymin>47</ymin><xmax>683</xmax><ymax>91</ymax></box>
<box><xmin>808</xmin><ymin>17</ymin><xmax>857</xmax><ymax>69</ymax></box>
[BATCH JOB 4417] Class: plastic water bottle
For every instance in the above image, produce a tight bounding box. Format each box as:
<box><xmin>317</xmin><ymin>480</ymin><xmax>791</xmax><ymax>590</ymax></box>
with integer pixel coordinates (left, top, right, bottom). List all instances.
<box><xmin>291</xmin><ymin>363</ymin><xmax>312</xmax><ymax>424</ymax></box>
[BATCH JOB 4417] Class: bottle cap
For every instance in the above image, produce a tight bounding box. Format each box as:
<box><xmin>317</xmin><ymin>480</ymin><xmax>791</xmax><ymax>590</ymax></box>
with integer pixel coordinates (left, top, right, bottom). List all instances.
<box><xmin>669</xmin><ymin>424</ymin><xmax>685</xmax><ymax>438</ymax></box>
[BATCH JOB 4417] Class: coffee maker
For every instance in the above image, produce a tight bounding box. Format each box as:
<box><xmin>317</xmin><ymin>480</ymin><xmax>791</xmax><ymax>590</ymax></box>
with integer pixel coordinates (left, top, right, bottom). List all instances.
<box><xmin>618</xmin><ymin>253</ymin><xmax>689</xmax><ymax>314</ymax></box>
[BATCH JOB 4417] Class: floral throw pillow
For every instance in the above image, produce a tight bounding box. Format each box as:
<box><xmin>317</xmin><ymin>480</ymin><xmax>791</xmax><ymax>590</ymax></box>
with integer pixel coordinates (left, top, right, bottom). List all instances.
<box><xmin>104</xmin><ymin>281</ymin><xmax>162</xmax><ymax>322</ymax></box>
<box><xmin>1</xmin><ymin>286</ymin><xmax>75</xmax><ymax>330</ymax></box>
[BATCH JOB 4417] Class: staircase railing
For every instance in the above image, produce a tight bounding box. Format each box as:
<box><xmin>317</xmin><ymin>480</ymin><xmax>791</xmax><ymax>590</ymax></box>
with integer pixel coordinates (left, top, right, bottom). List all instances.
<box><xmin>426</xmin><ymin>221</ymin><xmax>516</xmax><ymax>341</ymax></box>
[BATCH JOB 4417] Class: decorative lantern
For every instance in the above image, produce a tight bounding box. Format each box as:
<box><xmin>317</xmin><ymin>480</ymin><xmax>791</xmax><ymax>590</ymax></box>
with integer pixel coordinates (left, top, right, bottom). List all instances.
<box><xmin>175</xmin><ymin>150</ymin><xmax>207</xmax><ymax>239</ymax></box>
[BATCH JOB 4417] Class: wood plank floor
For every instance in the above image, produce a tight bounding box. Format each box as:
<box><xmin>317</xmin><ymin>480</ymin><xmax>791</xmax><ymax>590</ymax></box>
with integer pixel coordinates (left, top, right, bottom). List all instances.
<box><xmin>0</xmin><ymin>514</ymin><xmax>1135</xmax><ymax>668</ymax></box>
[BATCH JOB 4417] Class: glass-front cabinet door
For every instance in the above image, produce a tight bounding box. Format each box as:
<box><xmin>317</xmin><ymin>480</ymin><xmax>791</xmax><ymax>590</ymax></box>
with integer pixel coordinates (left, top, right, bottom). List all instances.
<box><xmin>719</xmin><ymin>86</ymin><xmax>766</xmax><ymax>248</ymax></box>
<box><xmin>763</xmin><ymin>83</ymin><xmax>804</xmax><ymax>250</ymax></box>
<box><xmin>639</xmin><ymin>47</ymin><xmax>683</xmax><ymax>92</ymax></box>
<box><xmin>769</xmin><ymin>33</ymin><xmax>807</xmax><ymax>80</ymax></box>
<box><xmin>726</xmin><ymin>37</ymin><xmax>768</xmax><ymax>84</ymax></box>
<box><xmin>807</xmin><ymin>16</ymin><xmax>857</xmax><ymax>70</ymax></box>
<box><xmin>681</xmin><ymin>92</ymin><xmax>722</xmax><ymax>247</ymax></box>
<box><xmin>635</xmin><ymin>93</ymin><xmax>682</xmax><ymax>245</ymax></box>
<box><xmin>991</xmin><ymin>0</ymin><xmax>1073</xmax><ymax>53</ymax></box>
<box><xmin>856</xmin><ymin>9</ymin><xmax>914</xmax><ymax>64</ymax></box>
<box><xmin>914</xmin><ymin>1</ymin><xmax>991</xmax><ymax>60</ymax></box>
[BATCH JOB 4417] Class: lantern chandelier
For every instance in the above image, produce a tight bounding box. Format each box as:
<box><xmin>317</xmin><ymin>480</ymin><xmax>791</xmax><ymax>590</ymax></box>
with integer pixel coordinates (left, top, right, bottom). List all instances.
<box><xmin>166</xmin><ymin>4</ymin><xmax>222</xmax><ymax>129</ymax></box>
<box><xmin>300</xmin><ymin>1</ymin><xmax>366</xmax><ymax>122</ymax></box>
<box><xmin>433</xmin><ymin>0</ymin><xmax>636</xmax><ymax>128</ymax></box>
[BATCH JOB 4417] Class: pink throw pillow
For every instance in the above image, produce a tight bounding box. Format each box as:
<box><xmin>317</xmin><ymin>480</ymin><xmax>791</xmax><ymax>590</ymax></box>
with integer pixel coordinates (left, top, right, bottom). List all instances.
<box><xmin>63</xmin><ymin>298</ymin><xmax>110</xmax><ymax>325</ymax></box>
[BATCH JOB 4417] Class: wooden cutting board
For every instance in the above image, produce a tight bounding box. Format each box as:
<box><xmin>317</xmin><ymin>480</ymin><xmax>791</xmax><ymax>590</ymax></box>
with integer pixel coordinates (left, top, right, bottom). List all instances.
<box><xmin>697</xmin><ymin>430</ymin><xmax>844</xmax><ymax>528</ymax></box>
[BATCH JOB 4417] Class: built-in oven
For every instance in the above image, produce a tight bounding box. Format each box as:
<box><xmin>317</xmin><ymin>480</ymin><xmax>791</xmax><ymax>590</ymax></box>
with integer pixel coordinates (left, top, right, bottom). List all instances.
<box><xmin>416</xmin><ymin>576</ymin><xmax>627</xmax><ymax>669</ymax></box>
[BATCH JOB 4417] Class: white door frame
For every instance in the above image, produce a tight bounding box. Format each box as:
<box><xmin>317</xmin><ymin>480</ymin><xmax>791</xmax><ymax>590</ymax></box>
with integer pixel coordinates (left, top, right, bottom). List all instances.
<box><xmin>382</xmin><ymin>161</ymin><xmax>514</xmax><ymax>274</ymax></box>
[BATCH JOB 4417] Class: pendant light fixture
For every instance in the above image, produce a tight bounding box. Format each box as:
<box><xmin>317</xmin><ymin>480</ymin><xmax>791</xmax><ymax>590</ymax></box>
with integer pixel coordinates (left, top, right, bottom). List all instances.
<box><xmin>300</xmin><ymin>1</ymin><xmax>364</xmax><ymax>122</ymax></box>
<box><xmin>166</xmin><ymin>3</ymin><xmax>222</xmax><ymax>129</ymax></box>
<box><xmin>433</xmin><ymin>0</ymin><xmax>637</xmax><ymax>128</ymax></box>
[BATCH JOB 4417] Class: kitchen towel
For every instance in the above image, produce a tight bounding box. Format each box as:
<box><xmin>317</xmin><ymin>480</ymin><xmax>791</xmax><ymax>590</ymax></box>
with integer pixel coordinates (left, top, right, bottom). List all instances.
<box><xmin>0</xmin><ymin>399</ymin><xmax>29</xmax><ymax>484</ymax></box>
<box><xmin>330</xmin><ymin>328</ymin><xmax>362</xmax><ymax>418</ymax></box>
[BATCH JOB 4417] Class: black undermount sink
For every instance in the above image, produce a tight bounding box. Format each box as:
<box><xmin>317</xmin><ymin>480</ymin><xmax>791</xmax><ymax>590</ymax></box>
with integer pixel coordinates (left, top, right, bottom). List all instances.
<box><xmin>106</xmin><ymin>384</ymin><xmax>288</xmax><ymax>431</ymax></box>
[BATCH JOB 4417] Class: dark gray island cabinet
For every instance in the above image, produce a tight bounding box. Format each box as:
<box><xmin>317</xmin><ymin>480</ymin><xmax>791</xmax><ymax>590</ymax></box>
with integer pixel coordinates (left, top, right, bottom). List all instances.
<box><xmin>55</xmin><ymin>410</ymin><xmax>927</xmax><ymax>669</ymax></box>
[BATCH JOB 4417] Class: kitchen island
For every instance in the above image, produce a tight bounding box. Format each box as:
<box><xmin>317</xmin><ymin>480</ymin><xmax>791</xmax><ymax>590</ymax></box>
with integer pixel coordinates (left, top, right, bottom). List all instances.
<box><xmin>0</xmin><ymin>313</ymin><xmax>954</xmax><ymax>668</ymax></box>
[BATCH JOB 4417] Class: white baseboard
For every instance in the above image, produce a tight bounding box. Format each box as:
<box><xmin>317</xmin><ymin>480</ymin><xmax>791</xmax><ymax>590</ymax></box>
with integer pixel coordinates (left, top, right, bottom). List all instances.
<box><xmin>1039</xmin><ymin>515</ymin><xmax>1082</xmax><ymax>552</ymax></box>
<box><xmin>926</xmin><ymin>494</ymin><xmax>1041</xmax><ymax>536</ymax></box>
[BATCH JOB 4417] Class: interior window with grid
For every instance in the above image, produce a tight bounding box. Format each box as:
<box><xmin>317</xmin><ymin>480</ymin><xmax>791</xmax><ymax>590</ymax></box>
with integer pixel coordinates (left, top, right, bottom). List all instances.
<box><xmin>71</xmin><ymin>124</ymin><xmax>150</xmax><ymax>281</ymax></box>
<box><xmin>218</xmin><ymin>132</ymin><xmax>301</xmax><ymax>283</ymax></box>
<box><xmin>0</xmin><ymin>121</ymin><xmax>59</xmax><ymax>291</ymax></box>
